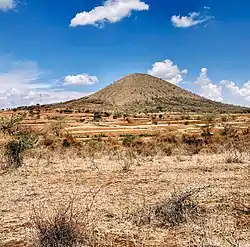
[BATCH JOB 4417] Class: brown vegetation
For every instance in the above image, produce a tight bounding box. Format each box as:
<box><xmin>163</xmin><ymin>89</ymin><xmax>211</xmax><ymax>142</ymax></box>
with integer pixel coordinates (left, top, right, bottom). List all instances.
<box><xmin>0</xmin><ymin>110</ymin><xmax>249</xmax><ymax>246</ymax></box>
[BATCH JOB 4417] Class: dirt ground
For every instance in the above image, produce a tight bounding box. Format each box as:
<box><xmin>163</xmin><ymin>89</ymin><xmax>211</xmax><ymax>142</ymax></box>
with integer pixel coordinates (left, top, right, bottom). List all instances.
<box><xmin>0</xmin><ymin>110</ymin><xmax>250</xmax><ymax>246</ymax></box>
<box><xmin>0</xmin><ymin>150</ymin><xmax>249</xmax><ymax>246</ymax></box>
<box><xmin>1</xmin><ymin>110</ymin><xmax>250</xmax><ymax>139</ymax></box>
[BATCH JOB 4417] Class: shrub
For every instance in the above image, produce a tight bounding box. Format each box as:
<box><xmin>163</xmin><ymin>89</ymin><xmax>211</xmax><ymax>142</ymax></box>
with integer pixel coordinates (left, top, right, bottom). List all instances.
<box><xmin>160</xmin><ymin>144</ymin><xmax>173</xmax><ymax>156</ymax></box>
<box><xmin>93</xmin><ymin>134</ymin><xmax>107</xmax><ymax>140</ymax></box>
<box><xmin>154</xmin><ymin>191</ymin><xmax>199</xmax><ymax>227</ymax></box>
<box><xmin>62</xmin><ymin>139</ymin><xmax>71</xmax><ymax>148</ymax></box>
<box><xmin>158</xmin><ymin>133</ymin><xmax>179</xmax><ymax>144</ymax></box>
<box><xmin>93</xmin><ymin>112</ymin><xmax>102</xmax><ymax>122</ymax></box>
<box><xmin>49</xmin><ymin>116</ymin><xmax>65</xmax><ymax>121</ymax></box>
<box><xmin>0</xmin><ymin>113</ymin><xmax>25</xmax><ymax>135</ymax></box>
<box><xmin>17</xmin><ymin>131</ymin><xmax>38</xmax><ymax>149</ymax></box>
<box><xmin>44</xmin><ymin>138</ymin><xmax>54</xmax><ymax>147</ymax></box>
<box><xmin>62</xmin><ymin>109</ymin><xmax>74</xmax><ymax>114</ymax></box>
<box><xmin>4</xmin><ymin>131</ymin><xmax>37</xmax><ymax>169</ymax></box>
<box><xmin>62</xmin><ymin>135</ymin><xmax>75</xmax><ymax>148</ymax></box>
<box><xmin>220</xmin><ymin>124</ymin><xmax>238</xmax><ymax>138</ymax></box>
<box><xmin>122</xmin><ymin>134</ymin><xmax>137</xmax><ymax>147</ymax></box>
<box><xmin>5</xmin><ymin>140</ymin><xmax>24</xmax><ymax>168</ymax></box>
<box><xmin>113</xmin><ymin>112</ymin><xmax>122</xmax><ymax>119</ymax></box>
<box><xmin>85</xmin><ymin>138</ymin><xmax>104</xmax><ymax>159</ymax></box>
<box><xmin>203</xmin><ymin>113</ymin><xmax>216</xmax><ymax>123</ymax></box>
<box><xmin>129</xmin><ymin>140</ymin><xmax>158</xmax><ymax>157</ymax></box>
<box><xmin>138</xmin><ymin>133</ymin><xmax>156</xmax><ymax>137</ymax></box>
<box><xmin>31</xmin><ymin>204</ymin><xmax>88</xmax><ymax>247</ymax></box>
<box><xmin>225</xmin><ymin>150</ymin><xmax>244</xmax><ymax>164</ymax></box>
<box><xmin>181</xmin><ymin>114</ymin><xmax>191</xmax><ymax>120</ymax></box>
<box><xmin>242</xmin><ymin>127</ymin><xmax>250</xmax><ymax>135</ymax></box>
<box><xmin>45</xmin><ymin>122</ymin><xmax>65</xmax><ymax>138</ymax></box>
<box><xmin>183</xmin><ymin>134</ymin><xmax>203</xmax><ymax>146</ymax></box>
<box><xmin>132</xmin><ymin>187</ymin><xmax>207</xmax><ymax>228</ymax></box>
<box><xmin>103</xmin><ymin>112</ymin><xmax>111</xmax><ymax>118</ymax></box>
<box><xmin>200</xmin><ymin>124</ymin><xmax>214</xmax><ymax>143</ymax></box>
<box><xmin>182</xmin><ymin>134</ymin><xmax>203</xmax><ymax>154</ymax></box>
<box><xmin>221</xmin><ymin>115</ymin><xmax>229</xmax><ymax>122</ymax></box>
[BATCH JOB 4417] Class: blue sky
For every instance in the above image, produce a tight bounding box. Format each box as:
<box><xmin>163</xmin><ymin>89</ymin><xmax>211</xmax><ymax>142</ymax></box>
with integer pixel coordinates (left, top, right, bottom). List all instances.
<box><xmin>1</xmin><ymin>0</ymin><xmax>250</xmax><ymax>108</ymax></box>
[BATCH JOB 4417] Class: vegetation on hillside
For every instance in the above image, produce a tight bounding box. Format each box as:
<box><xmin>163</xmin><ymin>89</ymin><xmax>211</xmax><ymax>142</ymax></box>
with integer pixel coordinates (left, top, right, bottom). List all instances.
<box><xmin>50</xmin><ymin>73</ymin><xmax>250</xmax><ymax>114</ymax></box>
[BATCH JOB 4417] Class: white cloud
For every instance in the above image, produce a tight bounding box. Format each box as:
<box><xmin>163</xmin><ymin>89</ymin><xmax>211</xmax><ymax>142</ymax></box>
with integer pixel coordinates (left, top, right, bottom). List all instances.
<box><xmin>0</xmin><ymin>60</ymin><xmax>51</xmax><ymax>93</ymax></box>
<box><xmin>195</xmin><ymin>68</ymin><xmax>223</xmax><ymax>102</ymax></box>
<box><xmin>0</xmin><ymin>89</ymin><xmax>90</xmax><ymax>109</ymax></box>
<box><xmin>0</xmin><ymin>58</ymin><xmax>92</xmax><ymax>109</ymax></box>
<box><xmin>171</xmin><ymin>12</ymin><xmax>213</xmax><ymax>28</ymax></box>
<box><xmin>221</xmin><ymin>80</ymin><xmax>250</xmax><ymax>102</ymax></box>
<box><xmin>194</xmin><ymin>68</ymin><xmax>250</xmax><ymax>106</ymax></box>
<box><xmin>64</xmin><ymin>73</ymin><xmax>99</xmax><ymax>85</ymax></box>
<box><xmin>70</xmin><ymin>0</ymin><xmax>149</xmax><ymax>27</ymax></box>
<box><xmin>148</xmin><ymin>59</ymin><xmax>188</xmax><ymax>85</ymax></box>
<box><xmin>0</xmin><ymin>0</ymin><xmax>15</xmax><ymax>10</ymax></box>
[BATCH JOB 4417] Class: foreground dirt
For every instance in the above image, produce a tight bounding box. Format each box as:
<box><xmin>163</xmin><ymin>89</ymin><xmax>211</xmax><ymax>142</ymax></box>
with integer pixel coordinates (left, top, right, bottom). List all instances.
<box><xmin>0</xmin><ymin>151</ymin><xmax>249</xmax><ymax>246</ymax></box>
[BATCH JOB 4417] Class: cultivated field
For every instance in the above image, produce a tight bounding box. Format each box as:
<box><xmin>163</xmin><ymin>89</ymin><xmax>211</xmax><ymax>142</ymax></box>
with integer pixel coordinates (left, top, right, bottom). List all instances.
<box><xmin>0</xmin><ymin>109</ymin><xmax>249</xmax><ymax>247</ymax></box>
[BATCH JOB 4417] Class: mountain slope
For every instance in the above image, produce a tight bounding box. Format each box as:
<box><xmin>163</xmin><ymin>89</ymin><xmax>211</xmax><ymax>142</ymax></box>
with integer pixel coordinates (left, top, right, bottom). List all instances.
<box><xmin>56</xmin><ymin>73</ymin><xmax>248</xmax><ymax>113</ymax></box>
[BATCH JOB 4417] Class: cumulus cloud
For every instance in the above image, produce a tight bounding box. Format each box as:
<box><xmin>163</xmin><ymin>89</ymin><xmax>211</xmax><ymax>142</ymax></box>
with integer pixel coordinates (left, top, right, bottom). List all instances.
<box><xmin>64</xmin><ymin>73</ymin><xmax>99</xmax><ymax>85</ymax></box>
<box><xmin>0</xmin><ymin>59</ymin><xmax>92</xmax><ymax>109</ymax></box>
<box><xmin>195</xmin><ymin>68</ymin><xmax>223</xmax><ymax>102</ymax></box>
<box><xmin>0</xmin><ymin>0</ymin><xmax>15</xmax><ymax>10</ymax></box>
<box><xmin>171</xmin><ymin>12</ymin><xmax>213</xmax><ymax>28</ymax></box>
<box><xmin>221</xmin><ymin>80</ymin><xmax>250</xmax><ymax>102</ymax></box>
<box><xmin>148</xmin><ymin>59</ymin><xmax>188</xmax><ymax>85</ymax></box>
<box><xmin>70</xmin><ymin>0</ymin><xmax>149</xmax><ymax>27</ymax></box>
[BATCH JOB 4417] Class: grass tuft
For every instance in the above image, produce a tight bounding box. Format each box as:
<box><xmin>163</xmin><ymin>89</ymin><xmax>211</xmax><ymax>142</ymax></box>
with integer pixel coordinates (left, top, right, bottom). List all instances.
<box><xmin>31</xmin><ymin>203</ymin><xmax>92</xmax><ymax>247</ymax></box>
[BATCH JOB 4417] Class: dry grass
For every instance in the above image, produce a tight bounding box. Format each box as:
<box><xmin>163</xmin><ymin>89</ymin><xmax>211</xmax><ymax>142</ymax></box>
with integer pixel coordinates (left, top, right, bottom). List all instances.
<box><xmin>31</xmin><ymin>202</ymin><xmax>83</xmax><ymax>247</ymax></box>
<box><xmin>0</xmin><ymin>111</ymin><xmax>250</xmax><ymax>246</ymax></box>
<box><xmin>0</xmin><ymin>150</ymin><xmax>249</xmax><ymax>246</ymax></box>
<box><xmin>224</xmin><ymin>149</ymin><xmax>245</xmax><ymax>164</ymax></box>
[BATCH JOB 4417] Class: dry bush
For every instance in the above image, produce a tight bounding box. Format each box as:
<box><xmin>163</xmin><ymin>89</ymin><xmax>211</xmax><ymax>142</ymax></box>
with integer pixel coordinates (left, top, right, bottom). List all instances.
<box><xmin>43</xmin><ymin>122</ymin><xmax>65</xmax><ymax>138</ymax></box>
<box><xmin>93</xmin><ymin>112</ymin><xmax>102</xmax><ymax>122</ymax></box>
<box><xmin>220</xmin><ymin>124</ymin><xmax>239</xmax><ymax>139</ymax></box>
<box><xmin>242</xmin><ymin>127</ymin><xmax>250</xmax><ymax>136</ymax></box>
<box><xmin>131</xmin><ymin>187</ymin><xmax>207</xmax><ymax>228</ymax></box>
<box><xmin>62</xmin><ymin>134</ymin><xmax>76</xmax><ymax>148</ymax></box>
<box><xmin>118</xmin><ymin>148</ymin><xmax>147</xmax><ymax>172</ymax></box>
<box><xmin>225</xmin><ymin>149</ymin><xmax>244</xmax><ymax>164</ymax></box>
<box><xmin>202</xmin><ymin>113</ymin><xmax>216</xmax><ymax>123</ymax></box>
<box><xmin>131</xmin><ymin>141</ymin><xmax>158</xmax><ymax>157</ymax></box>
<box><xmin>156</xmin><ymin>132</ymin><xmax>180</xmax><ymax>144</ymax></box>
<box><xmin>3</xmin><ymin>131</ymin><xmax>38</xmax><ymax>169</ymax></box>
<box><xmin>232</xmin><ymin>198</ymin><xmax>250</xmax><ymax>229</ymax></box>
<box><xmin>120</xmin><ymin>149</ymin><xmax>135</xmax><ymax>172</ymax></box>
<box><xmin>200</xmin><ymin>124</ymin><xmax>214</xmax><ymax>144</ymax></box>
<box><xmin>4</xmin><ymin>139</ymin><xmax>24</xmax><ymax>168</ymax></box>
<box><xmin>31</xmin><ymin>201</ymin><xmax>97</xmax><ymax>247</ymax></box>
<box><xmin>153</xmin><ymin>188</ymin><xmax>206</xmax><ymax>227</ymax></box>
<box><xmin>182</xmin><ymin>134</ymin><xmax>203</xmax><ymax>155</ymax></box>
<box><xmin>121</xmin><ymin>134</ymin><xmax>137</xmax><ymax>147</ymax></box>
<box><xmin>0</xmin><ymin>113</ymin><xmax>25</xmax><ymax>135</ymax></box>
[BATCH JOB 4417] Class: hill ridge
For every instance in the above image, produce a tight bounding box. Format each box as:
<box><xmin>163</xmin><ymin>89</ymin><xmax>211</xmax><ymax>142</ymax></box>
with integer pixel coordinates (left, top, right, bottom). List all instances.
<box><xmin>54</xmin><ymin>73</ymin><xmax>248</xmax><ymax>113</ymax></box>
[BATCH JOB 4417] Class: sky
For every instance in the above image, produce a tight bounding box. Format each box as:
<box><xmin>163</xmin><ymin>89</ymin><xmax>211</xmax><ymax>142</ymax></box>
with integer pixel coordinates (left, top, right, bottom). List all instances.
<box><xmin>1</xmin><ymin>0</ymin><xmax>250</xmax><ymax>109</ymax></box>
